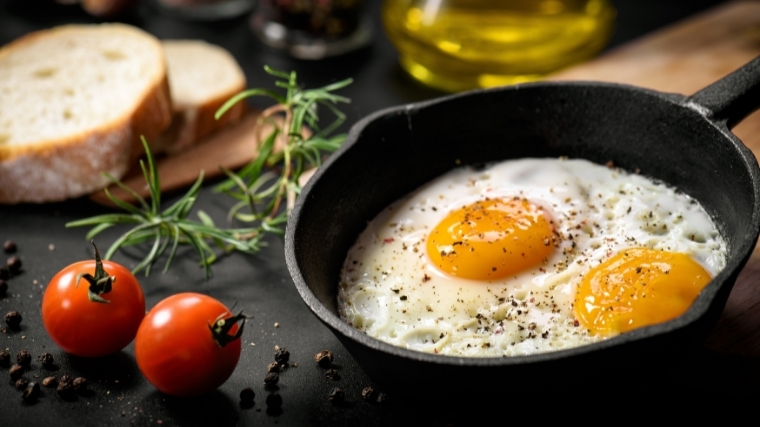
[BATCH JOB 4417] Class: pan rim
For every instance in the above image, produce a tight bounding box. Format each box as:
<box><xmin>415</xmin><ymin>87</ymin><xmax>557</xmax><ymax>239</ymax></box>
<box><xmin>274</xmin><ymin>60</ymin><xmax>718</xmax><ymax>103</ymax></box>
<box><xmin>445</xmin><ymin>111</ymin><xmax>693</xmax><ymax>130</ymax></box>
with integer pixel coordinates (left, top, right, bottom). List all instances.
<box><xmin>285</xmin><ymin>79</ymin><xmax>760</xmax><ymax>368</ymax></box>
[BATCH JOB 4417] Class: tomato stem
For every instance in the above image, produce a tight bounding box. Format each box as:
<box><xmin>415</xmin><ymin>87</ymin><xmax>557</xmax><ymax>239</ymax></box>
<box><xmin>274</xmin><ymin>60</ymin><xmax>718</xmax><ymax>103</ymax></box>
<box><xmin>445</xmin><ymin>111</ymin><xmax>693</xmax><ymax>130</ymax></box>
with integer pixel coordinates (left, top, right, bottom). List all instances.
<box><xmin>209</xmin><ymin>310</ymin><xmax>247</xmax><ymax>348</ymax></box>
<box><xmin>75</xmin><ymin>240</ymin><xmax>116</xmax><ymax>304</ymax></box>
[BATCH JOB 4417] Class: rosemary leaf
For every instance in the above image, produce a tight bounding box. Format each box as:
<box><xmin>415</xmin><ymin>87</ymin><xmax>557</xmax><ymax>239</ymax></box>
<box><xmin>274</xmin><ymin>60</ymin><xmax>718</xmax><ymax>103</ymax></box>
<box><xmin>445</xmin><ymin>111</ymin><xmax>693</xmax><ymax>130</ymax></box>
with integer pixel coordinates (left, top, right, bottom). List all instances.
<box><xmin>66</xmin><ymin>66</ymin><xmax>352</xmax><ymax>279</ymax></box>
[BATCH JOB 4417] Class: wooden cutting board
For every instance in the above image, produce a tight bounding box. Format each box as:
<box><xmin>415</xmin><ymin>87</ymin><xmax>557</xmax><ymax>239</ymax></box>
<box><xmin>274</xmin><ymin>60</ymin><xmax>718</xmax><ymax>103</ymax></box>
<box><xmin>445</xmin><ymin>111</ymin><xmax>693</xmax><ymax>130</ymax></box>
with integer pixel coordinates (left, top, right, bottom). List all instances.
<box><xmin>548</xmin><ymin>0</ymin><xmax>760</xmax><ymax>155</ymax></box>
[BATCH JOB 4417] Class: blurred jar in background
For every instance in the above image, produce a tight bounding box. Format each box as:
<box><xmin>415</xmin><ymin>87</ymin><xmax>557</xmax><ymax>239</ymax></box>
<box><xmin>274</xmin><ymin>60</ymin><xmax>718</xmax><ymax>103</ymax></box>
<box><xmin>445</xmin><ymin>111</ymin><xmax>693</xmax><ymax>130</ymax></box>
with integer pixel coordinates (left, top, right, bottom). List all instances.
<box><xmin>251</xmin><ymin>0</ymin><xmax>372</xmax><ymax>60</ymax></box>
<box><xmin>382</xmin><ymin>0</ymin><xmax>615</xmax><ymax>92</ymax></box>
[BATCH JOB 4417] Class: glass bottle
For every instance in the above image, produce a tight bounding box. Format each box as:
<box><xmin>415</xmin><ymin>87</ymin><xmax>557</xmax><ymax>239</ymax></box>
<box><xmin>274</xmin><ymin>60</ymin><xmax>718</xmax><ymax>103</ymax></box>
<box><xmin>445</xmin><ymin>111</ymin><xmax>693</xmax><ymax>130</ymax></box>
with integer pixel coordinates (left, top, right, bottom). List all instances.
<box><xmin>382</xmin><ymin>0</ymin><xmax>616</xmax><ymax>92</ymax></box>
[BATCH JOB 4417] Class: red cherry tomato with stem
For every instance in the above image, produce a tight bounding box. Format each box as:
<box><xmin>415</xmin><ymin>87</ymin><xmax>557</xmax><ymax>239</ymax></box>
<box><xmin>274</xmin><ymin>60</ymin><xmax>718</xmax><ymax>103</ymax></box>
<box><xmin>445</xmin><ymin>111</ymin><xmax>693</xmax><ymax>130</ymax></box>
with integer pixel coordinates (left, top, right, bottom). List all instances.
<box><xmin>42</xmin><ymin>241</ymin><xmax>145</xmax><ymax>357</ymax></box>
<box><xmin>135</xmin><ymin>292</ymin><xmax>246</xmax><ymax>397</ymax></box>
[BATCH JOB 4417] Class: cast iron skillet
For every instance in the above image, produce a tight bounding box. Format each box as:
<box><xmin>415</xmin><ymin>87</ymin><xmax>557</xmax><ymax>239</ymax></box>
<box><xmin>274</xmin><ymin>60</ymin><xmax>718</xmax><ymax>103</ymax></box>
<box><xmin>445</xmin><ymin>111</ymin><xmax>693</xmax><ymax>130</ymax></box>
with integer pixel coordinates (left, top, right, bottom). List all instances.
<box><xmin>285</xmin><ymin>57</ymin><xmax>760</xmax><ymax>399</ymax></box>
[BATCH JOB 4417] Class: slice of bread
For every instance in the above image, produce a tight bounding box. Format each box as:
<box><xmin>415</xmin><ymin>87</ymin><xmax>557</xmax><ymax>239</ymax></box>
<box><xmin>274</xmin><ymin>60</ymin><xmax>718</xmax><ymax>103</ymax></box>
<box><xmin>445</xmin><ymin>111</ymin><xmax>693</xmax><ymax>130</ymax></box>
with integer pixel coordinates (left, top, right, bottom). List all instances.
<box><xmin>0</xmin><ymin>23</ymin><xmax>172</xmax><ymax>204</ymax></box>
<box><xmin>160</xmin><ymin>40</ymin><xmax>247</xmax><ymax>154</ymax></box>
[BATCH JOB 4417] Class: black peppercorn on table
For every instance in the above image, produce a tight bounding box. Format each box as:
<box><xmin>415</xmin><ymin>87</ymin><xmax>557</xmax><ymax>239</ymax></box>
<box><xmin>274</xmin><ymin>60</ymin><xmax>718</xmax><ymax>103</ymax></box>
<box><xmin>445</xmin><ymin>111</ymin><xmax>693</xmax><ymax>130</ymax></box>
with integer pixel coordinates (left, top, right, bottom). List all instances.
<box><xmin>0</xmin><ymin>1</ymin><xmax>750</xmax><ymax>425</ymax></box>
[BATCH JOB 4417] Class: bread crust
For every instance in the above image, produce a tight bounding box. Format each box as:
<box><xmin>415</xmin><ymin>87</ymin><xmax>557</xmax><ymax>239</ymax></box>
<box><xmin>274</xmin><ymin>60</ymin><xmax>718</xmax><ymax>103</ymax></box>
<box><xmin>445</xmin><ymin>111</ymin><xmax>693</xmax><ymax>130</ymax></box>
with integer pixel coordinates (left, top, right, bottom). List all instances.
<box><xmin>159</xmin><ymin>40</ymin><xmax>247</xmax><ymax>154</ymax></box>
<box><xmin>0</xmin><ymin>24</ymin><xmax>172</xmax><ymax>203</ymax></box>
<box><xmin>162</xmin><ymin>87</ymin><xmax>246</xmax><ymax>155</ymax></box>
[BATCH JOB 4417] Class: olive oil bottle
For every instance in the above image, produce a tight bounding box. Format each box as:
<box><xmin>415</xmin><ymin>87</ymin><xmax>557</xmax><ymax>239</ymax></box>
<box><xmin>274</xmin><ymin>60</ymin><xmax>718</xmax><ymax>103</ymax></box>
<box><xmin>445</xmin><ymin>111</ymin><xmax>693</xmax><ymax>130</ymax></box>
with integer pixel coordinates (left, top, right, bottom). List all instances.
<box><xmin>382</xmin><ymin>0</ymin><xmax>615</xmax><ymax>92</ymax></box>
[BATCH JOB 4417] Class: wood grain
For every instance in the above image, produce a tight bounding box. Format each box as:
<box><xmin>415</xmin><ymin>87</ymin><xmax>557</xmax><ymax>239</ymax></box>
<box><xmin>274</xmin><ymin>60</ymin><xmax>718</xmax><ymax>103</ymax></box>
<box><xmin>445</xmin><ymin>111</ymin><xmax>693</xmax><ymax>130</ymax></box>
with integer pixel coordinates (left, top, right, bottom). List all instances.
<box><xmin>548</xmin><ymin>0</ymin><xmax>760</xmax><ymax>154</ymax></box>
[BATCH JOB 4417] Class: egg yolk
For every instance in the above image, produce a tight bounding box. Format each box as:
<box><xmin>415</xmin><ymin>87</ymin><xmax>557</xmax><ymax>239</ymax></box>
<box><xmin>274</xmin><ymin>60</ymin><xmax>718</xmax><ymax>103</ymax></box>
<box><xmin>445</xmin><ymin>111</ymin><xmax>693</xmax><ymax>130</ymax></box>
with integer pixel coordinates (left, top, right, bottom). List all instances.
<box><xmin>426</xmin><ymin>198</ymin><xmax>555</xmax><ymax>280</ymax></box>
<box><xmin>574</xmin><ymin>247</ymin><xmax>712</xmax><ymax>336</ymax></box>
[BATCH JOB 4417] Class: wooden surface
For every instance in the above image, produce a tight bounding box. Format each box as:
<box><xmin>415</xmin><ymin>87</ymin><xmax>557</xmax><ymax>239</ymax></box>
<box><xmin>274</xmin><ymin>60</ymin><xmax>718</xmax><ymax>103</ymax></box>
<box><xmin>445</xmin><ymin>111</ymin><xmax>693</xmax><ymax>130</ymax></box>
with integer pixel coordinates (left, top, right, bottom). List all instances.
<box><xmin>549</xmin><ymin>0</ymin><xmax>760</xmax><ymax>153</ymax></box>
<box><xmin>548</xmin><ymin>0</ymin><xmax>760</xmax><ymax>361</ymax></box>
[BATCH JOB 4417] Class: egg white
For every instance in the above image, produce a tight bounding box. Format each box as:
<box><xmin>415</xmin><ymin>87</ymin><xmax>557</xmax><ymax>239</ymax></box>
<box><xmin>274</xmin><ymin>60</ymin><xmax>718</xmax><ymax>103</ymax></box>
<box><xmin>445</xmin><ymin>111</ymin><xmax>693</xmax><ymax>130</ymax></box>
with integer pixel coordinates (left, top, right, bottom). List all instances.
<box><xmin>337</xmin><ymin>158</ymin><xmax>727</xmax><ymax>357</ymax></box>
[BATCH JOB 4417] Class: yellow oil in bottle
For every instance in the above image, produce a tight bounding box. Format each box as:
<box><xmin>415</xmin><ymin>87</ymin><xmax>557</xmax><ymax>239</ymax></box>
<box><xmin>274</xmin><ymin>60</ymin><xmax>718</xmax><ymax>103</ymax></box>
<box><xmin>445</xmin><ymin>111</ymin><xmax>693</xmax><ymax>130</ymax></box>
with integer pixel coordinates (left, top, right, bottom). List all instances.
<box><xmin>382</xmin><ymin>0</ymin><xmax>615</xmax><ymax>92</ymax></box>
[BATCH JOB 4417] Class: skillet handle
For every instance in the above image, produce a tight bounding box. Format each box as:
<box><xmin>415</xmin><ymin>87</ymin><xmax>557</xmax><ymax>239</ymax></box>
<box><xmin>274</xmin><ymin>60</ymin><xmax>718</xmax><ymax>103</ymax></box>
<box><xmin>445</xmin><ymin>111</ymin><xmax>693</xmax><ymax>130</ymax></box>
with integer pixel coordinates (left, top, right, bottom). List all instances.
<box><xmin>688</xmin><ymin>55</ymin><xmax>760</xmax><ymax>130</ymax></box>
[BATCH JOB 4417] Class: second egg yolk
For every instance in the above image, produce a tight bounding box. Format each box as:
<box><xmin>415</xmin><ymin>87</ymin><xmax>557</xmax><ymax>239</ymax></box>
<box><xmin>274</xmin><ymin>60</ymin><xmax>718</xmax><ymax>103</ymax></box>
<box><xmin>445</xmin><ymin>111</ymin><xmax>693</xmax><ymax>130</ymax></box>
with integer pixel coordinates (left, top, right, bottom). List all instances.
<box><xmin>574</xmin><ymin>247</ymin><xmax>712</xmax><ymax>336</ymax></box>
<box><xmin>426</xmin><ymin>198</ymin><xmax>555</xmax><ymax>281</ymax></box>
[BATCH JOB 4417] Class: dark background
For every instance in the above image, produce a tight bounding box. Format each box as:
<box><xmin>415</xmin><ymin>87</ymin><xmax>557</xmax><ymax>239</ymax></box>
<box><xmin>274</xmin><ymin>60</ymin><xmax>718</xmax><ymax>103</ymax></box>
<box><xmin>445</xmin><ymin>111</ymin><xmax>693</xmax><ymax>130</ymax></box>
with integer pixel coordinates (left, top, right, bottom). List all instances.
<box><xmin>0</xmin><ymin>0</ymin><xmax>740</xmax><ymax>425</ymax></box>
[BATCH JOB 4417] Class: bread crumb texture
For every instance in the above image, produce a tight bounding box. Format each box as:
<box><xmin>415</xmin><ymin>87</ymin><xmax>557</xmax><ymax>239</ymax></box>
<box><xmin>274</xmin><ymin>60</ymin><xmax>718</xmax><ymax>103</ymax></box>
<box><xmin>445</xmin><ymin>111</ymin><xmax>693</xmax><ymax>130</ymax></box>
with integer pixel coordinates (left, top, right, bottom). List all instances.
<box><xmin>163</xmin><ymin>40</ymin><xmax>245</xmax><ymax>110</ymax></box>
<box><xmin>0</xmin><ymin>23</ymin><xmax>171</xmax><ymax>203</ymax></box>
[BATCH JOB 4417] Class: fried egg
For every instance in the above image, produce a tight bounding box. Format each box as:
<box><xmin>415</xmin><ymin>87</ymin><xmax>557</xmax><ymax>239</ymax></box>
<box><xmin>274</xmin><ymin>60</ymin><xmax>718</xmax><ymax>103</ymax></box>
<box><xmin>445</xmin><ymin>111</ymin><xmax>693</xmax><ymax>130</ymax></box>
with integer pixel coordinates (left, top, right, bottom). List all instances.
<box><xmin>337</xmin><ymin>158</ymin><xmax>727</xmax><ymax>357</ymax></box>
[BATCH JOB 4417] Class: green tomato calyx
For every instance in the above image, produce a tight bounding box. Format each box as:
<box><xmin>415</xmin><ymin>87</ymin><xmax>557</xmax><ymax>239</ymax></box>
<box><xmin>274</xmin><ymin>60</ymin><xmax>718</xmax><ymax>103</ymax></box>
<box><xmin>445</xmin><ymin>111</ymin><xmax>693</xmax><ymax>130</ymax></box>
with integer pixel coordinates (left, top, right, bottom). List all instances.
<box><xmin>76</xmin><ymin>240</ymin><xmax>116</xmax><ymax>304</ymax></box>
<box><xmin>209</xmin><ymin>309</ymin><xmax>248</xmax><ymax>348</ymax></box>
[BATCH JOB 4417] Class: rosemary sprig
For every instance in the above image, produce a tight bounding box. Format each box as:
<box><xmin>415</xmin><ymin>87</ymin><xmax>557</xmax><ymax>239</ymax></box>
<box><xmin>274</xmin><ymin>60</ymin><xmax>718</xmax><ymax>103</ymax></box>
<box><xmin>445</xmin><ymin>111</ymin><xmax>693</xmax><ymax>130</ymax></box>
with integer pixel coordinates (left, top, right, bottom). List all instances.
<box><xmin>214</xmin><ymin>66</ymin><xmax>351</xmax><ymax>224</ymax></box>
<box><xmin>66</xmin><ymin>67</ymin><xmax>352</xmax><ymax>278</ymax></box>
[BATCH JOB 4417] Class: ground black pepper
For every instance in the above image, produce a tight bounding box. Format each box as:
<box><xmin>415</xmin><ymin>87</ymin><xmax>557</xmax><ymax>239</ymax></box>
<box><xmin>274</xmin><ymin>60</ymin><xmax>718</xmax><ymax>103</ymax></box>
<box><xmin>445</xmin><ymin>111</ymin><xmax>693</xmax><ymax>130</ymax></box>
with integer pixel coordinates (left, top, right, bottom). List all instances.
<box><xmin>9</xmin><ymin>364</ymin><xmax>23</xmax><ymax>380</ymax></box>
<box><xmin>274</xmin><ymin>348</ymin><xmax>290</xmax><ymax>364</ymax></box>
<box><xmin>240</xmin><ymin>387</ymin><xmax>255</xmax><ymax>407</ymax></box>
<box><xmin>264</xmin><ymin>372</ymin><xmax>279</xmax><ymax>387</ymax></box>
<box><xmin>38</xmin><ymin>352</ymin><xmax>54</xmax><ymax>368</ymax></box>
<box><xmin>15</xmin><ymin>378</ymin><xmax>28</xmax><ymax>390</ymax></box>
<box><xmin>266</xmin><ymin>392</ymin><xmax>282</xmax><ymax>408</ymax></box>
<box><xmin>22</xmin><ymin>382</ymin><xmax>40</xmax><ymax>402</ymax></box>
<box><xmin>0</xmin><ymin>266</ymin><xmax>9</xmax><ymax>281</ymax></box>
<box><xmin>327</xmin><ymin>387</ymin><xmax>345</xmax><ymax>403</ymax></box>
<box><xmin>5</xmin><ymin>311</ymin><xmax>21</xmax><ymax>330</ymax></box>
<box><xmin>0</xmin><ymin>349</ymin><xmax>9</xmax><ymax>367</ymax></box>
<box><xmin>42</xmin><ymin>376</ymin><xmax>57</xmax><ymax>387</ymax></box>
<box><xmin>314</xmin><ymin>350</ymin><xmax>334</xmax><ymax>367</ymax></box>
<box><xmin>361</xmin><ymin>386</ymin><xmax>375</xmax><ymax>401</ymax></box>
<box><xmin>3</xmin><ymin>240</ymin><xmax>16</xmax><ymax>254</ymax></box>
<box><xmin>0</xmin><ymin>279</ymin><xmax>6</xmax><ymax>297</ymax></box>
<box><xmin>324</xmin><ymin>369</ymin><xmax>339</xmax><ymax>380</ymax></box>
<box><xmin>16</xmin><ymin>350</ymin><xmax>31</xmax><ymax>367</ymax></box>
<box><xmin>6</xmin><ymin>256</ymin><xmax>21</xmax><ymax>274</ymax></box>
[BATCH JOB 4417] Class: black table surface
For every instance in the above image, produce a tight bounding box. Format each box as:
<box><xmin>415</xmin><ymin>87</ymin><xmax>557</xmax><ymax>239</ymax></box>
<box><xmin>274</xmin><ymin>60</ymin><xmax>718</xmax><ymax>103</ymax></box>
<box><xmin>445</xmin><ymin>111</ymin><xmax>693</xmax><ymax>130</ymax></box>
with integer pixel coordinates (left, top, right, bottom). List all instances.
<box><xmin>0</xmin><ymin>0</ymin><xmax>740</xmax><ymax>425</ymax></box>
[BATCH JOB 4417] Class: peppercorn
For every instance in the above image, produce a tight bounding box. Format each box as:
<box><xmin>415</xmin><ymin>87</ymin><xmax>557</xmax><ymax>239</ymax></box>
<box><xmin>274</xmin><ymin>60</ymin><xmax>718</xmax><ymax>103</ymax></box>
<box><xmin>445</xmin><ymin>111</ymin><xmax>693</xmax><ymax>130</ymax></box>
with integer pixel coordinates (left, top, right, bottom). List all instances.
<box><xmin>5</xmin><ymin>311</ymin><xmax>21</xmax><ymax>330</ymax></box>
<box><xmin>73</xmin><ymin>377</ymin><xmax>88</xmax><ymax>391</ymax></box>
<box><xmin>266</xmin><ymin>362</ymin><xmax>280</xmax><ymax>373</ymax></box>
<box><xmin>274</xmin><ymin>348</ymin><xmax>290</xmax><ymax>364</ymax></box>
<box><xmin>266</xmin><ymin>392</ymin><xmax>282</xmax><ymax>408</ymax></box>
<box><xmin>38</xmin><ymin>352</ymin><xmax>54</xmax><ymax>368</ymax></box>
<box><xmin>361</xmin><ymin>386</ymin><xmax>375</xmax><ymax>401</ymax></box>
<box><xmin>239</xmin><ymin>387</ymin><xmax>255</xmax><ymax>406</ymax></box>
<box><xmin>57</xmin><ymin>375</ymin><xmax>74</xmax><ymax>397</ymax></box>
<box><xmin>0</xmin><ymin>280</ymin><xmax>6</xmax><ymax>298</ymax></box>
<box><xmin>0</xmin><ymin>266</ymin><xmax>9</xmax><ymax>281</ymax></box>
<box><xmin>327</xmin><ymin>387</ymin><xmax>345</xmax><ymax>403</ymax></box>
<box><xmin>314</xmin><ymin>350</ymin><xmax>334</xmax><ymax>367</ymax></box>
<box><xmin>3</xmin><ymin>241</ymin><xmax>16</xmax><ymax>254</ymax></box>
<box><xmin>0</xmin><ymin>349</ymin><xmax>9</xmax><ymax>367</ymax></box>
<box><xmin>6</xmin><ymin>256</ymin><xmax>21</xmax><ymax>274</ymax></box>
<box><xmin>22</xmin><ymin>382</ymin><xmax>40</xmax><ymax>402</ymax></box>
<box><xmin>15</xmin><ymin>378</ymin><xmax>28</xmax><ymax>390</ymax></box>
<box><xmin>264</xmin><ymin>372</ymin><xmax>279</xmax><ymax>387</ymax></box>
<box><xmin>16</xmin><ymin>350</ymin><xmax>31</xmax><ymax>367</ymax></box>
<box><xmin>324</xmin><ymin>368</ymin><xmax>339</xmax><ymax>380</ymax></box>
<box><xmin>42</xmin><ymin>376</ymin><xmax>57</xmax><ymax>387</ymax></box>
<box><xmin>9</xmin><ymin>364</ymin><xmax>23</xmax><ymax>380</ymax></box>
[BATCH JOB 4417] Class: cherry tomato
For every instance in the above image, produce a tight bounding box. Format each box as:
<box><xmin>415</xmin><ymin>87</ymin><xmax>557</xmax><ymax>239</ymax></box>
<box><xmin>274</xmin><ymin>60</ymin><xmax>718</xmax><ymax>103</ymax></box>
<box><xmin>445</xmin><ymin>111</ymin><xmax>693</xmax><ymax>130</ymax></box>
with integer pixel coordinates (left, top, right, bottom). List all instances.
<box><xmin>42</xmin><ymin>244</ymin><xmax>145</xmax><ymax>357</ymax></box>
<box><xmin>135</xmin><ymin>293</ymin><xmax>245</xmax><ymax>398</ymax></box>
